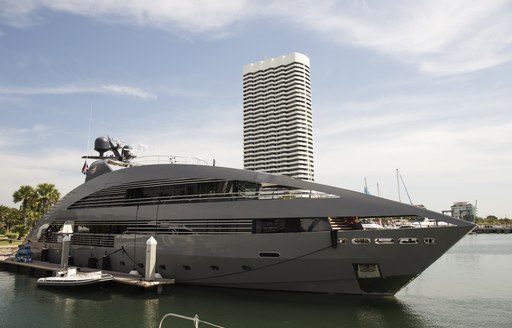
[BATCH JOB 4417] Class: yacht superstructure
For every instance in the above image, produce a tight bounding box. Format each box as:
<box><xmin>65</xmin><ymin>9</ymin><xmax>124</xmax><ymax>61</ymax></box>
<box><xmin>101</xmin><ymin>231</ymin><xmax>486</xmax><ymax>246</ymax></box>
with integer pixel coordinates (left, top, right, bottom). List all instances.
<box><xmin>26</xmin><ymin>137</ymin><xmax>474</xmax><ymax>295</ymax></box>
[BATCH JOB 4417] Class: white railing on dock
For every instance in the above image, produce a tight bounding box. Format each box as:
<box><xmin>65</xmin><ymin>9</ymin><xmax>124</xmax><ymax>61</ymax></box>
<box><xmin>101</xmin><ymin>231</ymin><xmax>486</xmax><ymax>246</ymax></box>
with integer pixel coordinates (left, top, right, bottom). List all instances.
<box><xmin>158</xmin><ymin>313</ymin><xmax>225</xmax><ymax>328</ymax></box>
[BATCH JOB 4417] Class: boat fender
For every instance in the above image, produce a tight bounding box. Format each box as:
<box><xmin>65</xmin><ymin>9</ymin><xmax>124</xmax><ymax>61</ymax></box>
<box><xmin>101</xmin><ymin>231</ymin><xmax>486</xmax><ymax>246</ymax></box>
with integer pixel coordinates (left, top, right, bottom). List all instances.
<box><xmin>330</xmin><ymin>230</ymin><xmax>338</xmax><ymax>249</ymax></box>
<box><xmin>41</xmin><ymin>248</ymin><xmax>49</xmax><ymax>262</ymax></box>
<box><xmin>102</xmin><ymin>255</ymin><xmax>112</xmax><ymax>270</ymax></box>
<box><xmin>88</xmin><ymin>257</ymin><xmax>98</xmax><ymax>269</ymax></box>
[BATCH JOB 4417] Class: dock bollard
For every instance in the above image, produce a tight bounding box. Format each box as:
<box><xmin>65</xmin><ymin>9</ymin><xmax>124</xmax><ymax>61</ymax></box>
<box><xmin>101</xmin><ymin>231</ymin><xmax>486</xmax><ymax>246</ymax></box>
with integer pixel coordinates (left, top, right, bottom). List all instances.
<box><xmin>60</xmin><ymin>235</ymin><xmax>71</xmax><ymax>269</ymax></box>
<box><xmin>145</xmin><ymin>236</ymin><xmax>157</xmax><ymax>280</ymax></box>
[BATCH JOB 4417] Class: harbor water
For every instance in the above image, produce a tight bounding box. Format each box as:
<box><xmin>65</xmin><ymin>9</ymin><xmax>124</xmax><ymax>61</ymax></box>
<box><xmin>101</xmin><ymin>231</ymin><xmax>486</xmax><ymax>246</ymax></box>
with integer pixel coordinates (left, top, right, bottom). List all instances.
<box><xmin>1</xmin><ymin>234</ymin><xmax>511</xmax><ymax>328</ymax></box>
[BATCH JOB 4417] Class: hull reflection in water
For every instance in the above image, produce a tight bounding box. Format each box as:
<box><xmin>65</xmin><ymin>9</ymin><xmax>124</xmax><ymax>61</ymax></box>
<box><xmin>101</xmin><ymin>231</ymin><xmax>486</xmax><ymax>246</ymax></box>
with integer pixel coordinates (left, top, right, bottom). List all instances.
<box><xmin>0</xmin><ymin>272</ymin><xmax>432</xmax><ymax>328</ymax></box>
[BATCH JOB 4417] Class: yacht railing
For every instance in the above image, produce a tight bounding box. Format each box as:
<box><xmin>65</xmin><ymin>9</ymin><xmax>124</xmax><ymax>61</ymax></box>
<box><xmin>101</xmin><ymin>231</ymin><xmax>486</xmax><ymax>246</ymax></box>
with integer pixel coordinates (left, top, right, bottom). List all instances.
<box><xmin>70</xmin><ymin>189</ymin><xmax>339</xmax><ymax>209</ymax></box>
<box><xmin>158</xmin><ymin>313</ymin><xmax>225</xmax><ymax>328</ymax></box>
<box><xmin>71</xmin><ymin>192</ymin><xmax>260</xmax><ymax>209</ymax></box>
<box><xmin>259</xmin><ymin>188</ymin><xmax>339</xmax><ymax>200</ymax></box>
<box><xmin>131</xmin><ymin>155</ymin><xmax>209</xmax><ymax>166</ymax></box>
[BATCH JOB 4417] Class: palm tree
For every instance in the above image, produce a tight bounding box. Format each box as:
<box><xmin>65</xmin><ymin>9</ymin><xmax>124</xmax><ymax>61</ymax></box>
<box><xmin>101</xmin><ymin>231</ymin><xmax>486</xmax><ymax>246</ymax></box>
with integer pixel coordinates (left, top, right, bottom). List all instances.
<box><xmin>35</xmin><ymin>183</ymin><xmax>61</xmax><ymax>215</ymax></box>
<box><xmin>12</xmin><ymin>185</ymin><xmax>36</xmax><ymax>226</ymax></box>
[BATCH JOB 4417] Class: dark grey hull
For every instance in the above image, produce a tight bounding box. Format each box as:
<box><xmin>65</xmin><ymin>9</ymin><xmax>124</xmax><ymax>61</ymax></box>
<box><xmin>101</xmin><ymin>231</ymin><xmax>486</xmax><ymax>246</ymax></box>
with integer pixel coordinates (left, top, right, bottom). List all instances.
<box><xmin>27</xmin><ymin>163</ymin><xmax>474</xmax><ymax>295</ymax></box>
<box><xmin>34</xmin><ymin>225</ymin><xmax>470</xmax><ymax>295</ymax></box>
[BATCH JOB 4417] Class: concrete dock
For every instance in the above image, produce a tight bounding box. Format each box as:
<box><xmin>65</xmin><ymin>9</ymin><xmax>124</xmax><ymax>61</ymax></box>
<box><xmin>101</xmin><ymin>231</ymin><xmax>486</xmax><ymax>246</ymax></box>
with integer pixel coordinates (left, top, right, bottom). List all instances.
<box><xmin>0</xmin><ymin>254</ymin><xmax>175</xmax><ymax>288</ymax></box>
<box><xmin>473</xmin><ymin>225</ymin><xmax>511</xmax><ymax>234</ymax></box>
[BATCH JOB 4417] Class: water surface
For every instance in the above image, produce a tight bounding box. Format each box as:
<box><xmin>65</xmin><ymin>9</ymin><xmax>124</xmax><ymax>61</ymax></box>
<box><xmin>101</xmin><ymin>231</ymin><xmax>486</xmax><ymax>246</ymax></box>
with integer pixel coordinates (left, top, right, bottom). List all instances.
<box><xmin>1</xmin><ymin>234</ymin><xmax>511</xmax><ymax>328</ymax></box>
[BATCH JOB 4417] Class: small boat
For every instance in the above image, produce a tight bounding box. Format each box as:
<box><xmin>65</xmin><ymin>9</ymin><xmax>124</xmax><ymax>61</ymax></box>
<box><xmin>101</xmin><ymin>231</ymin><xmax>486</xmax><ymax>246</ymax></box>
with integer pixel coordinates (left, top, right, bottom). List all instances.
<box><xmin>37</xmin><ymin>267</ymin><xmax>114</xmax><ymax>287</ymax></box>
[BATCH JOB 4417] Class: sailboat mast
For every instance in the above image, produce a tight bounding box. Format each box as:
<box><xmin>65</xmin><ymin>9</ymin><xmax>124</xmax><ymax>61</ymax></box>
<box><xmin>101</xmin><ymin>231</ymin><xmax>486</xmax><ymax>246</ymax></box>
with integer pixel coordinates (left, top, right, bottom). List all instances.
<box><xmin>396</xmin><ymin>169</ymin><xmax>401</xmax><ymax>202</ymax></box>
<box><xmin>397</xmin><ymin>169</ymin><xmax>413</xmax><ymax>205</ymax></box>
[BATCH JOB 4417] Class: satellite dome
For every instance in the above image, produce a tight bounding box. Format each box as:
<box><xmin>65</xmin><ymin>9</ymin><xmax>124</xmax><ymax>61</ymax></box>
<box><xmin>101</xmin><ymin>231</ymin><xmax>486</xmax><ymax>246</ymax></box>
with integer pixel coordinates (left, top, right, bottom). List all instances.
<box><xmin>94</xmin><ymin>137</ymin><xmax>110</xmax><ymax>157</ymax></box>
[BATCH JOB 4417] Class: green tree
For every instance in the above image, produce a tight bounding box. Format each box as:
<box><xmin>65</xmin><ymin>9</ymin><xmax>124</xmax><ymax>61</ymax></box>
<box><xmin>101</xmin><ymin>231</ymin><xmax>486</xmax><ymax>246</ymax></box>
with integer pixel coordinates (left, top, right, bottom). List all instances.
<box><xmin>0</xmin><ymin>205</ymin><xmax>9</xmax><ymax>233</ymax></box>
<box><xmin>25</xmin><ymin>210</ymin><xmax>41</xmax><ymax>228</ymax></box>
<box><xmin>35</xmin><ymin>183</ymin><xmax>61</xmax><ymax>215</ymax></box>
<box><xmin>0</xmin><ymin>207</ymin><xmax>22</xmax><ymax>234</ymax></box>
<box><xmin>12</xmin><ymin>185</ymin><xmax>36</xmax><ymax>226</ymax></box>
<box><xmin>12</xmin><ymin>224</ymin><xmax>30</xmax><ymax>240</ymax></box>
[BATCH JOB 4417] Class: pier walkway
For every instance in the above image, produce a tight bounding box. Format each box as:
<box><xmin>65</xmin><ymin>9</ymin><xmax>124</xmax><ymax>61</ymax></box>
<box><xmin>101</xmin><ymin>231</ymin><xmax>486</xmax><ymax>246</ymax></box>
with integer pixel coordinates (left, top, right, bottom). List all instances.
<box><xmin>473</xmin><ymin>225</ymin><xmax>512</xmax><ymax>234</ymax></box>
<box><xmin>0</xmin><ymin>253</ymin><xmax>174</xmax><ymax>288</ymax></box>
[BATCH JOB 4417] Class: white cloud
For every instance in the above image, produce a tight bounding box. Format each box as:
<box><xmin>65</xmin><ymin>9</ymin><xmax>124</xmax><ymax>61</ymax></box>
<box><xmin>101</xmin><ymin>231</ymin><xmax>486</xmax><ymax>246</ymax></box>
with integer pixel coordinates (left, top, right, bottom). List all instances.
<box><xmin>313</xmin><ymin>86</ymin><xmax>512</xmax><ymax>216</ymax></box>
<box><xmin>0</xmin><ymin>0</ymin><xmax>39</xmax><ymax>28</ymax></box>
<box><xmin>45</xmin><ymin>0</ymin><xmax>253</xmax><ymax>35</ymax></box>
<box><xmin>0</xmin><ymin>0</ymin><xmax>254</xmax><ymax>35</ymax></box>
<box><xmin>0</xmin><ymin>148</ymin><xmax>85</xmax><ymax>208</ymax></box>
<box><xmin>0</xmin><ymin>124</ymin><xmax>52</xmax><ymax>149</ymax></box>
<box><xmin>0</xmin><ymin>84</ymin><xmax>157</xmax><ymax>99</ymax></box>
<box><xmin>127</xmin><ymin>104</ymin><xmax>243</xmax><ymax>168</ymax></box>
<box><xmin>101</xmin><ymin>84</ymin><xmax>157</xmax><ymax>100</ymax></box>
<box><xmin>1</xmin><ymin>1</ymin><xmax>511</xmax><ymax>75</ymax></box>
<box><xmin>287</xmin><ymin>0</ymin><xmax>512</xmax><ymax>75</ymax></box>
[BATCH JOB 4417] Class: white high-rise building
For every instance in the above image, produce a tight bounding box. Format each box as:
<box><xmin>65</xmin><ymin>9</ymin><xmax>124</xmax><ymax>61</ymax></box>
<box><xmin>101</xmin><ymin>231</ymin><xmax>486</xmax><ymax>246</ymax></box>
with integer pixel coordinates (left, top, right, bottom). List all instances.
<box><xmin>243</xmin><ymin>52</ymin><xmax>314</xmax><ymax>181</ymax></box>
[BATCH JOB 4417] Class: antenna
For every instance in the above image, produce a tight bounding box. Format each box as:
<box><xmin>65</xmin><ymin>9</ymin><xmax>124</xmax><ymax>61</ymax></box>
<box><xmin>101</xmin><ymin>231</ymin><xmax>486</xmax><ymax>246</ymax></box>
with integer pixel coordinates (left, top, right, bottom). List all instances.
<box><xmin>85</xmin><ymin>104</ymin><xmax>93</xmax><ymax>160</ymax></box>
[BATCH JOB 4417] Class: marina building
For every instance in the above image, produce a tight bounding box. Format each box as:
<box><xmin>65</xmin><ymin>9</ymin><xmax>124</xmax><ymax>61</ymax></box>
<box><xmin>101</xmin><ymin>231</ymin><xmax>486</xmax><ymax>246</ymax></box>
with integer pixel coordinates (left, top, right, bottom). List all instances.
<box><xmin>451</xmin><ymin>201</ymin><xmax>476</xmax><ymax>221</ymax></box>
<box><xmin>242</xmin><ymin>52</ymin><xmax>315</xmax><ymax>181</ymax></box>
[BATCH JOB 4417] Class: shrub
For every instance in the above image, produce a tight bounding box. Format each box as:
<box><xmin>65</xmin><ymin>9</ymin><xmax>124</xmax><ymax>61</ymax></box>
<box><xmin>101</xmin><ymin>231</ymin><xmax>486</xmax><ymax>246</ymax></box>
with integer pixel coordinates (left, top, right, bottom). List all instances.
<box><xmin>5</xmin><ymin>233</ymin><xmax>18</xmax><ymax>241</ymax></box>
<box><xmin>12</xmin><ymin>225</ymin><xmax>29</xmax><ymax>239</ymax></box>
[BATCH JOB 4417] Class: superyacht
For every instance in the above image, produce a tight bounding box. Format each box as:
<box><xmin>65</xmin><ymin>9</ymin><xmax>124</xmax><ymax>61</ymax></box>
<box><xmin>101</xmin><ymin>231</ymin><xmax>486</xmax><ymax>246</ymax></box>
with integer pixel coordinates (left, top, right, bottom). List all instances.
<box><xmin>26</xmin><ymin>136</ymin><xmax>475</xmax><ymax>295</ymax></box>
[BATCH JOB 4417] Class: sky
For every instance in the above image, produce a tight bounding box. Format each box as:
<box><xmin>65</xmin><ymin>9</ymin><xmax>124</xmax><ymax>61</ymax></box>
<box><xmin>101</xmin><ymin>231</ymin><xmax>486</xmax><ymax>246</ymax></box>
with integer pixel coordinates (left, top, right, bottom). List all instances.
<box><xmin>0</xmin><ymin>0</ymin><xmax>511</xmax><ymax>218</ymax></box>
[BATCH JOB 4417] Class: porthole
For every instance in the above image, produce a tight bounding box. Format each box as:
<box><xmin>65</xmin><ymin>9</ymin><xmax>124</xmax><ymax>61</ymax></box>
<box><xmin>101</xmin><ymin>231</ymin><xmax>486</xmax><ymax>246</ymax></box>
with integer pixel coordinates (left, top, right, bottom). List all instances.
<box><xmin>120</xmin><ymin>261</ymin><xmax>125</xmax><ymax>266</ymax></box>
<box><xmin>398</xmin><ymin>237</ymin><xmax>419</xmax><ymax>244</ymax></box>
<box><xmin>374</xmin><ymin>238</ymin><xmax>394</xmax><ymax>245</ymax></box>
<box><xmin>259</xmin><ymin>252</ymin><xmax>280</xmax><ymax>258</ymax></box>
<box><xmin>352</xmin><ymin>238</ymin><xmax>371</xmax><ymax>244</ymax></box>
<box><xmin>242</xmin><ymin>265</ymin><xmax>252</xmax><ymax>271</ymax></box>
<box><xmin>337</xmin><ymin>238</ymin><xmax>348</xmax><ymax>244</ymax></box>
<box><xmin>210</xmin><ymin>265</ymin><xmax>220</xmax><ymax>271</ymax></box>
<box><xmin>424</xmin><ymin>238</ymin><xmax>436</xmax><ymax>244</ymax></box>
<box><xmin>182</xmin><ymin>265</ymin><xmax>191</xmax><ymax>271</ymax></box>
<box><xmin>137</xmin><ymin>263</ymin><xmax>145</xmax><ymax>268</ymax></box>
<box><xmin>159</xmin><ymin>265</ymin><xmax>167</xmax><ymax>271</ymax></box>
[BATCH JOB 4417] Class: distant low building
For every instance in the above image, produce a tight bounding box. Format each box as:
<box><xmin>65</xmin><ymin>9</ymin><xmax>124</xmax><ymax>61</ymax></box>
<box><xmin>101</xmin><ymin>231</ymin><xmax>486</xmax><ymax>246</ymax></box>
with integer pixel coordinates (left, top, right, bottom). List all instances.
<box><xmin>450</xmin><ymin>201</ymin><xmax>476</xmax><ymax>222</ymax></box>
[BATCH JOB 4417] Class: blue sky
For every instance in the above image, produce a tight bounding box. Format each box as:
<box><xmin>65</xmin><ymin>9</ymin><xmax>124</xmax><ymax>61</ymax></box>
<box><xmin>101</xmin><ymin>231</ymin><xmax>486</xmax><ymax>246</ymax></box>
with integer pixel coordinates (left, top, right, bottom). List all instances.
<box><xmin>0</xmin><ymin>0</ymin><xmax>511</xmax><ymax>218</ymax></box>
